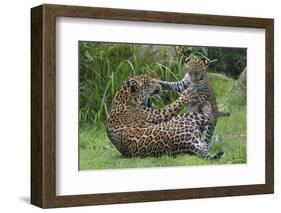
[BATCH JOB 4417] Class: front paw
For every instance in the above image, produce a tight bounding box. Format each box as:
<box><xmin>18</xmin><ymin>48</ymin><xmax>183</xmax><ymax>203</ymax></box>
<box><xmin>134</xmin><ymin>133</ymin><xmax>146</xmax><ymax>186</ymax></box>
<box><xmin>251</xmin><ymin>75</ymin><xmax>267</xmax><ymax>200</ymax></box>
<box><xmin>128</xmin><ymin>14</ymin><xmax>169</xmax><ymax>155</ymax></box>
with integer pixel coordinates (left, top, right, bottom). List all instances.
<box><xmin>218</xmin><ymin>110</ymin><xmax>230</xmax><ymax>117</ymax></box>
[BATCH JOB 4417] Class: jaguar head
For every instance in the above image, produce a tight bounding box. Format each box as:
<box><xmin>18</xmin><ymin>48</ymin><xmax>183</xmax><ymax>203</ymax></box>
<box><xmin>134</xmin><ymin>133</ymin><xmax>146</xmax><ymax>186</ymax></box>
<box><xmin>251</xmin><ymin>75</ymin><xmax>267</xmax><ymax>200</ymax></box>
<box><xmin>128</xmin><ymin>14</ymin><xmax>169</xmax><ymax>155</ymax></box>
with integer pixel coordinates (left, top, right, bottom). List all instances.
<box><xmin>125</xmin><ymin>75</ymin><xmax>162</xmax><ymax>107</ymax></box>
<box><xmin>184</xmin><ymin>57</ymin><xmax>209</xmax><ymax>83</ymax></box>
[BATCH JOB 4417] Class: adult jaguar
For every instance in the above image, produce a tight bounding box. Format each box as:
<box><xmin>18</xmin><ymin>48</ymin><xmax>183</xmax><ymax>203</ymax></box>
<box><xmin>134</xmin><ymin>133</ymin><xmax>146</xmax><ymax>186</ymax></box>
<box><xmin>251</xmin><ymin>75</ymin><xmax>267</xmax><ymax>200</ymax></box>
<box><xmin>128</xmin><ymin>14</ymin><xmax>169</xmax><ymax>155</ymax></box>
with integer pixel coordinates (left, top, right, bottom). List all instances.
<box><xmin>106</xmin><ymin>75</ymin><xmax>223</xmax><ymax>159</ymax></box>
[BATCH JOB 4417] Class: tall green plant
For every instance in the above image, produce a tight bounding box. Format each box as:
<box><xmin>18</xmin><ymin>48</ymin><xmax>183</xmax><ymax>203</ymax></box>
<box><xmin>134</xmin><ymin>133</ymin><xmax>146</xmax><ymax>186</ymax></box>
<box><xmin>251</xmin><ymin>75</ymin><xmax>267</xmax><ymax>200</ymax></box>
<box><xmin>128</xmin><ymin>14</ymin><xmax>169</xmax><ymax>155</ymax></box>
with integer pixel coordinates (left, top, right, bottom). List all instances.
<box><xmin>79</xmin><ymin>42</ymin><xmax>187</xmax><ymax>125</ymax></box>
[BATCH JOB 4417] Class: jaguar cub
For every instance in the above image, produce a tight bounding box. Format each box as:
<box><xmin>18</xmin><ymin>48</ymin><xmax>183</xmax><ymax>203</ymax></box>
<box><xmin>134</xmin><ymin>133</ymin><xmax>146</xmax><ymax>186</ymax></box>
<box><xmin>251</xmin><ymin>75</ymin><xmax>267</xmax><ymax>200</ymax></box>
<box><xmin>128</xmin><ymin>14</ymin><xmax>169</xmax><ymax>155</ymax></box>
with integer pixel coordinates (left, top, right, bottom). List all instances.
<box><xmin>160</xmin><ymin>56</ymin><xmax>230</xmax><ymax>149</ymax></box>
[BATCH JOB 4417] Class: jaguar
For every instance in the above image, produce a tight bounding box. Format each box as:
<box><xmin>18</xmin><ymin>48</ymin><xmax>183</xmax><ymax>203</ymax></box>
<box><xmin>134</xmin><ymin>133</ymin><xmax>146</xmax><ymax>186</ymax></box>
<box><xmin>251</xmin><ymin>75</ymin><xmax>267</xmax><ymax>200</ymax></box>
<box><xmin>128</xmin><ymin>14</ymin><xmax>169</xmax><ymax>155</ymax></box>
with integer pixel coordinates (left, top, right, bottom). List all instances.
<box><xmin>106</xmin><ymin>75</ymin><xmax>223</xmax><ymax>159</ymax></box>
<box><xmin>160</xmin><ymin>56</ymin><xmax>230</xmax><ymax>149</ymax></box>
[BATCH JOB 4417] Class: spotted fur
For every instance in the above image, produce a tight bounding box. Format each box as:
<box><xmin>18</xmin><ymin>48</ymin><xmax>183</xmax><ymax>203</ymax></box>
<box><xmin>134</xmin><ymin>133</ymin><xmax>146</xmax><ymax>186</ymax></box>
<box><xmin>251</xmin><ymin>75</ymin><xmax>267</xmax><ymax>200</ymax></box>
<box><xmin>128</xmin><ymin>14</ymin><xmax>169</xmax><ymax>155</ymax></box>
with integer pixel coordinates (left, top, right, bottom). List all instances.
<box><xmin>106</xmin><ymin>75</ymin><xmax>223</xmax><ymax>159</ymax></box>
<box><xmin>160</xmin><ymin>57</ymin><xmax>230</xmax><ymax>149</ymax></box>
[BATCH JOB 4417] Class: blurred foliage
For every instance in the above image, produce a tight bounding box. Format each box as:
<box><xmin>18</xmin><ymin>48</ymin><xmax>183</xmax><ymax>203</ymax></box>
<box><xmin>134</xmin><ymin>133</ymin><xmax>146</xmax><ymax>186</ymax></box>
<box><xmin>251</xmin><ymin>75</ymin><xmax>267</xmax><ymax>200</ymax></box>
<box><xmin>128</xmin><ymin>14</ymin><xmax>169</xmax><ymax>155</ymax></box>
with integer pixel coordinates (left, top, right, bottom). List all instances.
<box><xmin>208</xmin><ymin>47</ymin><xmax>246</xmax><ymax>78</ymax></box>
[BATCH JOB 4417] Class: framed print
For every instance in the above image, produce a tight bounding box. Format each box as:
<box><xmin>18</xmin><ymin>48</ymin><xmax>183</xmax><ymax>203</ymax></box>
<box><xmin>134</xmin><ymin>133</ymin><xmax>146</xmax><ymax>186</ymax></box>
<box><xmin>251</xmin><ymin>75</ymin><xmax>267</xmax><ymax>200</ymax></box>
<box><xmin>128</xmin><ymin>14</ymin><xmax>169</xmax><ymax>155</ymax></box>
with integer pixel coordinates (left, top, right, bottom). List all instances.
<box><xmin>31</xmin><ymin>4</ymin><xmax>274</xmax><ymax>208</ymax></box>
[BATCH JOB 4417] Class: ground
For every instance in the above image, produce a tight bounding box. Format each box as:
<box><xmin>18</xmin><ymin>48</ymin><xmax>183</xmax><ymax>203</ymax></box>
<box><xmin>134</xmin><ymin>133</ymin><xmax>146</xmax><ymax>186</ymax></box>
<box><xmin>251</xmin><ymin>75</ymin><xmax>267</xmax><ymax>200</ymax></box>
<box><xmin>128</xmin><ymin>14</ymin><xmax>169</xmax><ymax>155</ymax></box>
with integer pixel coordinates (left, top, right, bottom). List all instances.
<box><xmin>79</xmin><ymin>73</ymin><xmax>246</xmax><ymax>170</ymax></box>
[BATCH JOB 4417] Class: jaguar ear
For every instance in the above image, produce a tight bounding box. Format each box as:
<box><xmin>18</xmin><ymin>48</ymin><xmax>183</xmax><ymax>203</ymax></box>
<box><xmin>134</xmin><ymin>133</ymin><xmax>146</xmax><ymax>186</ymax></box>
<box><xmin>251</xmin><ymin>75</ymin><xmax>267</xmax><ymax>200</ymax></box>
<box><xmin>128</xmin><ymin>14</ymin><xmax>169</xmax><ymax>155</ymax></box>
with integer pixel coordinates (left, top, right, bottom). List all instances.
<box><xmin>130</xmin><ymin>80</ymin><xmax>138</xmax><ymax>93</ymax></box>
<box><xmin>184</xmin><ymin>57</ymin><xmax>191</xmax><ymax>64</ymax></box>
<box><xmin>184</xmin><ymin>48</ymin><xmax>192</xmax><ymax>58</ymax></box>
<box><xmin>203</xmin><ymin>59</ymin><xmax>209</xmax><ymax>66</ymax></box>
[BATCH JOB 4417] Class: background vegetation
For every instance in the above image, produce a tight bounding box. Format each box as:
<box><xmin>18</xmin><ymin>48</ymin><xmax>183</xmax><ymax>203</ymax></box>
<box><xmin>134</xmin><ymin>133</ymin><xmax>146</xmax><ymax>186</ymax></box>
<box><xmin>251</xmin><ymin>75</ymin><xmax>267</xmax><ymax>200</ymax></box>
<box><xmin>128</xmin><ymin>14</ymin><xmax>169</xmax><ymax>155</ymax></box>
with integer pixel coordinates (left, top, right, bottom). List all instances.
<box><xmin>79</xmin><ymin>42</ymin><xmax>247</xmax><ymax>170</ymax></box>
<box><xmin>182</xmin><ymin>46</ymin><xmax>247</xmax><ymax>78</ymax></box>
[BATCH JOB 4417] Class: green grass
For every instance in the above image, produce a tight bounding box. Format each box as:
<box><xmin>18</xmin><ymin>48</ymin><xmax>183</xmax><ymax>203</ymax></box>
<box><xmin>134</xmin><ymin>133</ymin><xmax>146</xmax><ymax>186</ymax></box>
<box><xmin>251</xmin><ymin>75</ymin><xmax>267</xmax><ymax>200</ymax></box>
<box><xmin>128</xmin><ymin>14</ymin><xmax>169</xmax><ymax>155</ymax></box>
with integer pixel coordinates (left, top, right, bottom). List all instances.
<box><xmin>79</xmin><ymin>73</ymin><xmax>247</xmax><ymax>170</ymax></box>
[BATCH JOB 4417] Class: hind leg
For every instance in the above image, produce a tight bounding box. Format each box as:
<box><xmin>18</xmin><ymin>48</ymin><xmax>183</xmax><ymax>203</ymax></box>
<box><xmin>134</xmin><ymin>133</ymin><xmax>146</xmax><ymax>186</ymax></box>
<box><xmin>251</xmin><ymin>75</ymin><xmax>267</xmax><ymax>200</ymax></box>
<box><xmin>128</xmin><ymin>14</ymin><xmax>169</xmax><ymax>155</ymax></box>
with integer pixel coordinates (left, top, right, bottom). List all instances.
<box><xmin>201</xmin><ymin>124</ymin><xmax>215</xmax><ymax>150</ymax></box>
<box><xmin>182</xmin><ymin>112</ymin><xmax>214</xmax><ymax>150</ymax></box>
<box><xmin>175</xmin><ymin>138</ymin><xmax>223</xmax><ymax>160</ymax></box>
<box><xmin>172</xmin><ymin>113</ymin><xmax>220</xmax><ymax>159</ymax></box>
<box><xmin>175</xmin><ymin>129</ymin><xmax>223</xmax><ymax>160</ymax></box>
<box><xmin>189</xmin><ymin>142</ymin><xmax>223</xmax><ymax>160</ymax></box>
<box><xmin>189</xmin><ymin>122</ymin><xmax>221</xmax><ymax>159</ymax></box>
